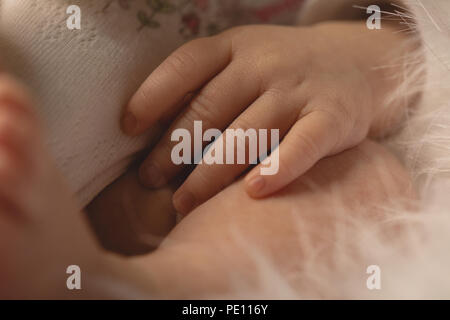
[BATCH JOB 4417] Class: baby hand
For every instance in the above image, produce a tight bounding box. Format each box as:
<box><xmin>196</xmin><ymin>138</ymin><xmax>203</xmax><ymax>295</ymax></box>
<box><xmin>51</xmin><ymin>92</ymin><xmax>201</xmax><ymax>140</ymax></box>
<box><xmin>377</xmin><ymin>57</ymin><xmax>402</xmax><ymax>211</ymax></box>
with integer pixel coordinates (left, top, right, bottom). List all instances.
<box><xmin>122</xmin><ymin>22</ymin><xmax>412</xmax><ymax>215</ymax></box>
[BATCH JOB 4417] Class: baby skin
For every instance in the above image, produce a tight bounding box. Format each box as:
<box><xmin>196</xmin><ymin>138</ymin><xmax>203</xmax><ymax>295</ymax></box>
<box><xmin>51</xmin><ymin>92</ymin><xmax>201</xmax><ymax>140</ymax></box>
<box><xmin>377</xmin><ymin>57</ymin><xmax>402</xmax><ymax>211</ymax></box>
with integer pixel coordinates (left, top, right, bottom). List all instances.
<box><xmin>0</xmin><ymin>19</ymin><xmax>419</xmax><ymax>298</ymax></box>
<box><xmin>88</xmin><ymin>19</ymin><xmax>420</xmax><ymax>254</ymax></box>
<box><xmin>123</xmin><ymin>20</ymin><xmax>419</xmax><ymax>213</ymax></box>
<box><xmin>0</xmin><ymin>75</ymin><xmax>414</xmax><ymax>298</ymax></box>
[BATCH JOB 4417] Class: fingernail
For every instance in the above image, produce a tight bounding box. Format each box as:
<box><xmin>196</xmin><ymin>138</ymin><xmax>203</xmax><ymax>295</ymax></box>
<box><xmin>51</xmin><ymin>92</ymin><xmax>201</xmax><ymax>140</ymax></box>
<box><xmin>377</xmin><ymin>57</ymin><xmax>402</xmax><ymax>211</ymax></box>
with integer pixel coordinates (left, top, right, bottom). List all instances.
<box><xmin>173</xmin><ymin>190</ymin><xmax>196</xmax><ymax>215</ymax></box>
<box><xmin>140</xmin><ymin>163</ymin><xmax>166</xmax><ymax>188</ymax></box>
<box><xmin>246</xmin><ymin>176</ymin><xmax>266</xmax><ymax>195</ymax></box>
<box><xmin>121</xmin><ymin>111</ymin><xmax>137</xmax><ymax>135</ymax></box>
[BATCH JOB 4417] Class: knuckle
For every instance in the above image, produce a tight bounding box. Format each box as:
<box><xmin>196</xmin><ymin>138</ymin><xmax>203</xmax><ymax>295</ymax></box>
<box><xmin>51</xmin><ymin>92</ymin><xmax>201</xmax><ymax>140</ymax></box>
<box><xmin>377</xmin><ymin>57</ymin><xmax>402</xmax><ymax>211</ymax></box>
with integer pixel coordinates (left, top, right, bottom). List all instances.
<box><xmin>335</xmin><ymin>100</ymin><xmax>354</xmax><ymax>131</ymax></box>
<box><xmin>188</xmin><ymin>168</ymin><xmax>217</xmax><ymax>198</ymax></box>
<box><xmin>230</xmin><ymin>115</ymin><xmax>253</xmax><ymax>132</ymax></box>
<box><xmin>277</xmin><ymin>155</ymin><xmax>297</xmax><ymax>179</ymax></box>
<box><xmin>315</xmin><ymin>108</ymin><xmax>344</xmax><ymax>137</ymax></box>
<box><xmin>264</xmin><ymin>86</ymin><xmax>286</xmax><ymax>102</ymax></box>
<box><xmin>138</xmin><ymin>79</ymin><xmax>156</xmax><ymax>107</ymax></box>
<box><xmin>321</xmin><ymin>92</ymin><xmax>355</xmax><ymax>128</ymax></box>
<box><xmin>313</xmin><ymin>96</ymin><xmax>354</xmax><ymax>149</ymax></box>
<box><xmin>238</xmin><ymin>58</ymin><xmax>264</xmax><ymax>90</ymax></box>
<box><xmin>192</xmin><ymin>167</ymin><xmax>212</xmax><ymax>187</ymax></box>
<box><xmin>188</xmin><ymin>93</ymin><xmax>221</xmax><ymax>129</ymax></box>
<box><xmin>163</xmin><ymin>46</ymin><xmax>197</xmax><ymax>81</ymax></box>
<box><xmin>293</xmin><ymin>130</ymin><xmax>321</xmax><ymax>164</ymax></box>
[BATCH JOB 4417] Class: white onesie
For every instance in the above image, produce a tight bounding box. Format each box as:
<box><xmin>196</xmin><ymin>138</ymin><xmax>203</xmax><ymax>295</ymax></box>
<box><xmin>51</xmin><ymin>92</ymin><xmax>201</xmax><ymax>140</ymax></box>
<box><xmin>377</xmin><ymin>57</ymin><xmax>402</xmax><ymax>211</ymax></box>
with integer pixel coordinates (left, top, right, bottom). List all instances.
<box><xmin>0</xmin><ymin>0</ymin><xmax>304</xmax><ymax>207</ymax></box>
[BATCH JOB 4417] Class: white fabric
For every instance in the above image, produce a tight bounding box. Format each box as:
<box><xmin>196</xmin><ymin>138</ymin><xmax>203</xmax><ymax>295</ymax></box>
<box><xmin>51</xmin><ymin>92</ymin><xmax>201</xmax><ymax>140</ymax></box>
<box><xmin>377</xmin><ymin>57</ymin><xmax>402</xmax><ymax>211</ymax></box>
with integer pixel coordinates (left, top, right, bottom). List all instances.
<box><xmin>0</xmin><ymin>0</ymin><xmax>179</xmax><ymax>207</ymax></box>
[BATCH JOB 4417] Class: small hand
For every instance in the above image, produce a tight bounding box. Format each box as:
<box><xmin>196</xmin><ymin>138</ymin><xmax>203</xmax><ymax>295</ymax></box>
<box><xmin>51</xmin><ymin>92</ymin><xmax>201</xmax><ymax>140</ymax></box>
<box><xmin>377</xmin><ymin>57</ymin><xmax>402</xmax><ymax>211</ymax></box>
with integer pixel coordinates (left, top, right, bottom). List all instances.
<box><xmin>122</xmin><ymin>22</ymin><xmax>410</xmax><ymax>215</ymax></box>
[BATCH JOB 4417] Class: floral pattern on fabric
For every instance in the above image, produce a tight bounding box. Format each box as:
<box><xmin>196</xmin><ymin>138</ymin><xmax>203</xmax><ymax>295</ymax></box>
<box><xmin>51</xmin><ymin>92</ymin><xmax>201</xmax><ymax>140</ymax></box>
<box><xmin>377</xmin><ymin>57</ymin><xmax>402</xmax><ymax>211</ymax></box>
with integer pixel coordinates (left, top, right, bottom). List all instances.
<box><xmin>101</xmin><ymin>0</ymin><xmax>305</xmax><ymax>37</ymax></box>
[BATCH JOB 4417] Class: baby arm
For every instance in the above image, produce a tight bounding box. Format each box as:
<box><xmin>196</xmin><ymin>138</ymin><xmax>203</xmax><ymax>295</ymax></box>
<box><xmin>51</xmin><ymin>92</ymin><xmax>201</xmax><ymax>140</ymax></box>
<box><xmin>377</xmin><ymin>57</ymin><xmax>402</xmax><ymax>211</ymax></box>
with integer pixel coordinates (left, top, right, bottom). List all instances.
<box><xmin>121</xmin><ymin>13</ymin><xmax>422</xmax><ymax>215</ymax></box>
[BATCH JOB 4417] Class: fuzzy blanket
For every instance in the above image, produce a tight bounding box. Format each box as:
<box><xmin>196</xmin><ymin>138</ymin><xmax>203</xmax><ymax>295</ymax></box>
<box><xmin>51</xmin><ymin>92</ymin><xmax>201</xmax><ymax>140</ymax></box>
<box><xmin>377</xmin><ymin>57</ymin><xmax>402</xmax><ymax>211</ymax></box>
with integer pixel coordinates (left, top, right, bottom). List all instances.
<box><xmin>250</xmin><ymin>0</ymin><xmax>450</xmax><ymax>299</ymax></box>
